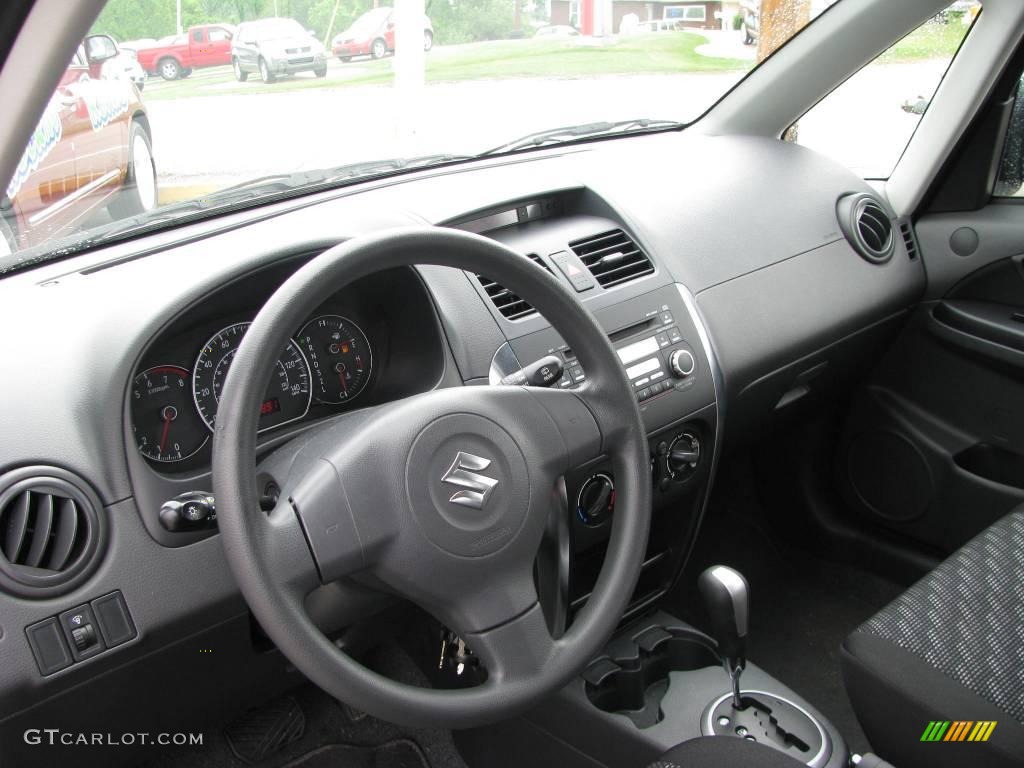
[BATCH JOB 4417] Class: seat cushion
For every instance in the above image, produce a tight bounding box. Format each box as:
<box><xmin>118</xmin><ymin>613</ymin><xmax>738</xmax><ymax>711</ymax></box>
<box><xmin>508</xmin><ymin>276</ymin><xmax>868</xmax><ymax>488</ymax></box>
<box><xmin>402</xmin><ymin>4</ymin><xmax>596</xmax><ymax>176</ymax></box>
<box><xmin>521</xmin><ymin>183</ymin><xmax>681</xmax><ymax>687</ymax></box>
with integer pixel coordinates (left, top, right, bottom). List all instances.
<box><xmin>841</xmin><ymin>509</ymin><xmax>1024</xmax><ymax>768</ymax></box>
<box><xmin>647</xmin><ymin>736</ymin><xmax>808</xmax><ymax>768</ymax></box>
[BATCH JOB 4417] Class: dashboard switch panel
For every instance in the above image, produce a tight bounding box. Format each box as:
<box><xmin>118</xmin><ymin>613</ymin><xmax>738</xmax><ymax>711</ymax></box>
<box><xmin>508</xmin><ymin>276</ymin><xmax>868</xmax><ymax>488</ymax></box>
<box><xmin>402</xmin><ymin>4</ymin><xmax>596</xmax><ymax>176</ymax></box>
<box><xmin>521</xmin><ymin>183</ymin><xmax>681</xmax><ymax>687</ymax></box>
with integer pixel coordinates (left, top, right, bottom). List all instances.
<box><xmin>25</xmin><ymin>591</ymin><xmax>137</xmax><ymax>676</ymax></box>
<box><xmin>58</xmin><ymin>604</ymin><xmax>105</xmax><ymax>661</ymax></box>
<box><xmin>26</xmin><ymin>618</ymin><xmax>73</xmax><ymax>676</ymax></box>
<box><xmin>91</xmin><ymin>591</ymin><xmax>137</xmax><ymax>648</ymax></box>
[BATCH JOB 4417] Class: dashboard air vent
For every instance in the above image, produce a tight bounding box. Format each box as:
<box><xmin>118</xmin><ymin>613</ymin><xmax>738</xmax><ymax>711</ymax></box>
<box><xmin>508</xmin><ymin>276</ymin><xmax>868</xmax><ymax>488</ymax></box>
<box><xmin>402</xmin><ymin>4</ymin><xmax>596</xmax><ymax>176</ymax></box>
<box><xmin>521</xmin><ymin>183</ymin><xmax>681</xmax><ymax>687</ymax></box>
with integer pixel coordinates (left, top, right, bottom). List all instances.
<box><xmin>899</xmin><ymin>219</ymin><xmax>919</xmax><ymax>261</ymax></box>
<box><xmin>569</xmin><ymin>229</ymin><xmax>654</xmax><ymax>288</ymax></box>
<box><xmin>0</xmin><ymin>467</ymin><xmax>105</xmax><ymax>597</ymax></box>
<box><xmin>837</xmin><ymin>193</ymin><xmax>894</xmax><ymax>264</ymax></box>
<box><xmin>477</xmin><ymin>253</ymin><xmax>550</xmax><ymax>320</ymax></box>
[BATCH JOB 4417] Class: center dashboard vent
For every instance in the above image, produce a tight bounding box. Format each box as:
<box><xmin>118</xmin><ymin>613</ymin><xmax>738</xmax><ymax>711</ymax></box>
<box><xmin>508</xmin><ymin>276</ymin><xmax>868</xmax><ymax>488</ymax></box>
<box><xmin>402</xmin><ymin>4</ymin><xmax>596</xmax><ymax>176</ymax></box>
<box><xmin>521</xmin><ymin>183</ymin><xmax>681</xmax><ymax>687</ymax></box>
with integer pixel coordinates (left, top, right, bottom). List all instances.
<box><xmin>569</xmin><ymin>229</ymin><xmax>654</xmax><ymax>288</ymax></box>
<box><xmin>0</xmin><ymin>467</ymin><xmax>105</xmax><ymax>597</ymax></box>
<box><xmin>477</xmin><ymin>253</ymin><xmax>551</xmax><ymax>320</ymax></box>
<box><xmin>837</xmin><ymin>193</ymin><xmax>894</xmax><ymax>264</ymax></box>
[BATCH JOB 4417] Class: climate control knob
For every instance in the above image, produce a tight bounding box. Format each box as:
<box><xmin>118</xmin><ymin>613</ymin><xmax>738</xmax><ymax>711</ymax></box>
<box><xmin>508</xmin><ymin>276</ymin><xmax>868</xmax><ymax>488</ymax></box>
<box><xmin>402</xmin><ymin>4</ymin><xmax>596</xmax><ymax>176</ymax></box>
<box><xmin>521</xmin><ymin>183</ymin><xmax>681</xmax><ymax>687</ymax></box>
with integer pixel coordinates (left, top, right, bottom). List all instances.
<box><xmin>667</xmin><ymin>432</ymin><xmax>701</xmax><ymax>481</ymax></box>
<box><xmin>669</xmin><ymin>349</ymin><xmax>696</xmax><ymax>378</ymax></box>
<box><xmin>576</xmin><ymin>473</ymin><xmax>615</xmax><ymax>526</ymax></box>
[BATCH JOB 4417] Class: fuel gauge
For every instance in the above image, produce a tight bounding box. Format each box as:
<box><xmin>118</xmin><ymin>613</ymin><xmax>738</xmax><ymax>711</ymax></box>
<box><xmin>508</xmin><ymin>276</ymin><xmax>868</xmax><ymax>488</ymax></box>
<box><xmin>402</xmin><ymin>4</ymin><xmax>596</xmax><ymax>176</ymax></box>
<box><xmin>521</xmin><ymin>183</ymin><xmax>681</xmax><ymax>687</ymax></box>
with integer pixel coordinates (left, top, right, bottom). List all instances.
<box><xmin>297</xmin><ymin>315</ymin><xmax>372</xmax><ymax>405</ymax></box>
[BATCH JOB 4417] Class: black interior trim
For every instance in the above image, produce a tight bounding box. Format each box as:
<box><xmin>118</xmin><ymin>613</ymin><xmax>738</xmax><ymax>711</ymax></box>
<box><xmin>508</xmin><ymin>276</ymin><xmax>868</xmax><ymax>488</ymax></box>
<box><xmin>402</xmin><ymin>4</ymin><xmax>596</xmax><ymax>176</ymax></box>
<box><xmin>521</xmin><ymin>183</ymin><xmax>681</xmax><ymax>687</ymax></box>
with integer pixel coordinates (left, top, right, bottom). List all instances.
<box><xmin>923</xmin><ymin>33</ymin><xmax>1024</xmax><ymax>214</ymax></box>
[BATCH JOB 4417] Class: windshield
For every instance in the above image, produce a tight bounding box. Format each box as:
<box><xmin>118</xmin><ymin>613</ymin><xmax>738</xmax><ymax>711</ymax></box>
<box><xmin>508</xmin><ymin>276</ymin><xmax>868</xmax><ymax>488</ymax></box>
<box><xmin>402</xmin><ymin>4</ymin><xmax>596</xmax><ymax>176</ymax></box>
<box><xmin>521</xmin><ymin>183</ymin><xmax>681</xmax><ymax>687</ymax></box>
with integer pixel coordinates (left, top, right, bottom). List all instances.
<box><xmin>0</xmin><ymin>0</ymin><xmax>839</xmax><ymax>270</ymax></box>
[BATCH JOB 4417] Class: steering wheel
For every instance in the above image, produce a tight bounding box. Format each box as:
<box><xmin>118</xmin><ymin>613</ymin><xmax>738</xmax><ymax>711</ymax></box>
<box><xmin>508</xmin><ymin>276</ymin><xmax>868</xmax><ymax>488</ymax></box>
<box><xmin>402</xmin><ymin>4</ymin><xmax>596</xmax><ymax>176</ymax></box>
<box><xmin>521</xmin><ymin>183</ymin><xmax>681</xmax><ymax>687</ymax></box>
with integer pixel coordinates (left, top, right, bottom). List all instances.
<box><xmin>213</xmin><ymin>227</ymin><xmax>651</xmax><ymax>728</ymax></box>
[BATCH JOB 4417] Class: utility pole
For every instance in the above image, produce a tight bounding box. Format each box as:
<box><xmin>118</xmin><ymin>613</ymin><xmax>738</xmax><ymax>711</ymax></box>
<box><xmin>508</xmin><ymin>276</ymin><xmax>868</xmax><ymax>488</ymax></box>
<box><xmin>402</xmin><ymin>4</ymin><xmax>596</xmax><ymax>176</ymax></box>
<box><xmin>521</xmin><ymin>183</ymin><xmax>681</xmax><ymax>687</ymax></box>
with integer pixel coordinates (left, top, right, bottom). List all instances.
<box><xmin>324</xmin><ymin>0</ymin><xmax>342</xmax><ymax>46</ymax></box>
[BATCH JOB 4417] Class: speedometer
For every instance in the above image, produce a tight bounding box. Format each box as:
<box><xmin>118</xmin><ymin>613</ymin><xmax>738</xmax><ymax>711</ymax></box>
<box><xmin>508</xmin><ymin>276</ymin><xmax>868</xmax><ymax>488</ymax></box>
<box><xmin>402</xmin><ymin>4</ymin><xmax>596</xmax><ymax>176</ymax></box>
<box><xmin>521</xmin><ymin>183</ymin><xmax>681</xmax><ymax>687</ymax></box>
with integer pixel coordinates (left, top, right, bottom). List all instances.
<box><xmin>192</xmin><ymin>322</ymin><xmax>311</xmax><ymax>432</ymax></box>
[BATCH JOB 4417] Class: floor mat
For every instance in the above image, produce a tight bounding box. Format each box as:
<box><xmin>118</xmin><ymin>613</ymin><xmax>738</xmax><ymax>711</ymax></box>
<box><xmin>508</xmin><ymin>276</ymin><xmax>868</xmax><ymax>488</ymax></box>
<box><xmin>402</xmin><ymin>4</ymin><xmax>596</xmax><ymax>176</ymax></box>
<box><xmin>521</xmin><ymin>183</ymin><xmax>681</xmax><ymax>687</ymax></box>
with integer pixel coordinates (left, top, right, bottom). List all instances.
<box><xmin>141</xmin><ymin>646</ymin><xmax>468</xmax><ymax>768</ymax></box>
<box><xmin>673</xmin><ymin>476</ymin><xmax>906</xmax><ymax>757</ymax></box>
<box><xmin>282</xmin><ymin>740</ymin><xmax>428</xmax><ymax>768</ymax></box>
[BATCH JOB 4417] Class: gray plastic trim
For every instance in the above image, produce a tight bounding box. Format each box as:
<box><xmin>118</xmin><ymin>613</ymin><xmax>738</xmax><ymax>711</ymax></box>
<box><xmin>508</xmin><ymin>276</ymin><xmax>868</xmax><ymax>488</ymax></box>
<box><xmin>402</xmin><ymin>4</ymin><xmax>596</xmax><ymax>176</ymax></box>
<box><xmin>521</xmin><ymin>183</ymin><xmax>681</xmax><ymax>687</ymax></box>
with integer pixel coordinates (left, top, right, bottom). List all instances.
<box><xmin>702</xmin><ymin>690</ymin><xmax>831</xmax><ymax>768</ymax></box>
<box><xmin>674</xmin><ymin>283</ymin><xmax>724</xmax><ymax>569</ymax></box>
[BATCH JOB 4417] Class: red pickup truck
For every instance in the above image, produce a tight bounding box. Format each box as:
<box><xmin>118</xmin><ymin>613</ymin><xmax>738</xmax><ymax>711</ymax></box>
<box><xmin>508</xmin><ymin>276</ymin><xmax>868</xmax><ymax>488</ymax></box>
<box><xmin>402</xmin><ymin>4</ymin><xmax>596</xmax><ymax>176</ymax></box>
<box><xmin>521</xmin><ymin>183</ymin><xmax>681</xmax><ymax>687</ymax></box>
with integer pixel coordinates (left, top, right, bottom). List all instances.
<box><xmin>135</xmin><ymin>24</ymin><xmax>235</xmax><ymax>81</ymax></box>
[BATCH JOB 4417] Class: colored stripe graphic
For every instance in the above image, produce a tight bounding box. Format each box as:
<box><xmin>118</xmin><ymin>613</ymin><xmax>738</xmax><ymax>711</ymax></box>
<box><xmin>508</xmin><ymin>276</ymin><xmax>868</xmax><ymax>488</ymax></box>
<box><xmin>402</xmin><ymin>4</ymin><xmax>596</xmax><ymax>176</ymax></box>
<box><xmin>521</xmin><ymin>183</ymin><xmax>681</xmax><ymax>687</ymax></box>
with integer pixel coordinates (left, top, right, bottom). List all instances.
<box><xmin>969</xmin><ymin>722</ymin><xmax>997</xmax><ymax>742</ymax></box>
<box><xmin>921</xmin><ymin>720</ymin><xmax>996</xmax><ymax>742</ymax></box>
<box><xmin>921</xmin><ymin>721</ymin><xmax>950</xmax><ymax>741</ymax></box>
<box><xmin>945</xmin><ymin>721</ymin><xmax>972</xmax><ymax>741</ymax></box>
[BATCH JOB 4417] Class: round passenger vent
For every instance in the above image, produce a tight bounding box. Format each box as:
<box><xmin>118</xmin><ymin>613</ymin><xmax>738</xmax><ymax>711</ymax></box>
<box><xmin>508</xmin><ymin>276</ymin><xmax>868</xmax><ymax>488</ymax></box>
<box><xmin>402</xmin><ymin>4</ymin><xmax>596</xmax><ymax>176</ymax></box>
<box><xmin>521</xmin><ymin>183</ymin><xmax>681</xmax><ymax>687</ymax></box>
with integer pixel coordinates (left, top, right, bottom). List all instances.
<box><xmin>837</xmin><ymin>193</ymin><xmax>894</xmax><ymax>264</ymax></box>
<box><xmin>0</xmin><ymin>466</ymin><xmax>105</xmax><ymax>597</ymax></box>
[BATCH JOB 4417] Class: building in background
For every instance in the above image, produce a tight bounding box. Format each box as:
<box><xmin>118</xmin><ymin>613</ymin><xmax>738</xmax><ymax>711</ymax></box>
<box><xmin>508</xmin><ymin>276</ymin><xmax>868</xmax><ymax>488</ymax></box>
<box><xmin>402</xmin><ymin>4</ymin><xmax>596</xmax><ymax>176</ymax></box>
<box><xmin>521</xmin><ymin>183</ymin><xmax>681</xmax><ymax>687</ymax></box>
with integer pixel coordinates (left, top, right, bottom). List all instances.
<box><xmin>550</xmin><ymin>1</ymin><xmax>726</xmax><ymax>33</ymax></box>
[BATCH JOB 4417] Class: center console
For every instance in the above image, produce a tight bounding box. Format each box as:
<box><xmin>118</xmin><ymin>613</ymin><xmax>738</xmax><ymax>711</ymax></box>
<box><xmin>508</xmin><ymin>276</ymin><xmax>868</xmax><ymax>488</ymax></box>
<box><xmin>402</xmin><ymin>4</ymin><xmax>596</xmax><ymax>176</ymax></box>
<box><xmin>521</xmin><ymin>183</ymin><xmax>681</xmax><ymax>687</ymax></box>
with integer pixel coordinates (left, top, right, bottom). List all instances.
<box><xmin>446</xmin><ymin>191</ymin><xmax>850</xmax><ymax>768</ymax></box>
<box><xmin>543</xmin><ymin>610</ymin><xmax>846</xmax><ymax>768</ymax></box>
<box><xmin>489</xmin><ymin>282</ymin><xmax>718</xmax><ymax>629</ymax></box>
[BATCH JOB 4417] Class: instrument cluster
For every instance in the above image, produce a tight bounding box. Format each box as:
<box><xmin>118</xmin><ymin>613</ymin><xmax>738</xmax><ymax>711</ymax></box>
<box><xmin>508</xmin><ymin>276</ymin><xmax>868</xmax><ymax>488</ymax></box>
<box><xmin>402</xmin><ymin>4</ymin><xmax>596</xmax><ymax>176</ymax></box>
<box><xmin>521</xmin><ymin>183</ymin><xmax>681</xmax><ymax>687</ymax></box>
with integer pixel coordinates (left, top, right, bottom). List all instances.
<box><xmin>131</xmin><ymin>313</ymin><xmax>373</xmax><ymax>466</ymax></box>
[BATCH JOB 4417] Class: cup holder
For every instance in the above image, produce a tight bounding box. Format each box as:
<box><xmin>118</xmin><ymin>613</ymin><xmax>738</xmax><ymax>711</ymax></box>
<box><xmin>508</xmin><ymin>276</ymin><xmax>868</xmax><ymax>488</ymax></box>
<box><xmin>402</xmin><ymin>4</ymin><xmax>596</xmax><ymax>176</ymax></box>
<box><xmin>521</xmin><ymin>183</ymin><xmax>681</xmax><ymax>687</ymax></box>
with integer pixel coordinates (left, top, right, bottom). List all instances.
<box><xmin>584</xmin><ymin>626</ymin><xmax>720</xmax><ymax>728</ymax></box>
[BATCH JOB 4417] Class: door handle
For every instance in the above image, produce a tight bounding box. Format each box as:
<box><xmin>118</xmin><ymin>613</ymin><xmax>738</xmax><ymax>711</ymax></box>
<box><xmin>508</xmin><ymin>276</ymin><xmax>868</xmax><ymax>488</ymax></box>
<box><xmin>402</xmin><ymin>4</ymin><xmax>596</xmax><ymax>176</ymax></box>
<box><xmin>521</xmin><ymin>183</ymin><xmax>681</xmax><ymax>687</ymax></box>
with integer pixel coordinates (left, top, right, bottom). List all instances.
<box><xmin>929</xmin><ymin>299</ymin><xmax>1024</xmax><ymax>368</ymax></box>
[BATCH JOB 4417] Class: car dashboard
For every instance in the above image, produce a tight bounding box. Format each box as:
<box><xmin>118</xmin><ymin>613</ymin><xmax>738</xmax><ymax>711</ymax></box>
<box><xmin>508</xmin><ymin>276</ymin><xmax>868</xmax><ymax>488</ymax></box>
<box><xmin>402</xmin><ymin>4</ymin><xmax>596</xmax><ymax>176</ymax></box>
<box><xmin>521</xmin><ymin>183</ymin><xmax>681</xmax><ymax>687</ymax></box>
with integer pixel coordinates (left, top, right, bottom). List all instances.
<box><xmin>0</xmin><ymin>130</ymin><xmax>926</xmax><ymax>758</ymax></box>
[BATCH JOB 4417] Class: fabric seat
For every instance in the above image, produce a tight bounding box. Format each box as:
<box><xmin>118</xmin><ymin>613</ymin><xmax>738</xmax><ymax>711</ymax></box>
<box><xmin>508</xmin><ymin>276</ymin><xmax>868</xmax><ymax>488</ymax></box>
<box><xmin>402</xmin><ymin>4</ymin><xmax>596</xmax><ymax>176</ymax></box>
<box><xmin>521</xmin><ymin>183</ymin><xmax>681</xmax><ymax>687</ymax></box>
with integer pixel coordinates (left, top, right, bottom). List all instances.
<box><xmin>841</xmin><ymin>509</ymin><xmax>1024</xmax><ymax>768</ymax></box>
<box><xmin>646</xmin><ymin>736</ymin><xmax>808</xmax><ymax>767</ymax></box>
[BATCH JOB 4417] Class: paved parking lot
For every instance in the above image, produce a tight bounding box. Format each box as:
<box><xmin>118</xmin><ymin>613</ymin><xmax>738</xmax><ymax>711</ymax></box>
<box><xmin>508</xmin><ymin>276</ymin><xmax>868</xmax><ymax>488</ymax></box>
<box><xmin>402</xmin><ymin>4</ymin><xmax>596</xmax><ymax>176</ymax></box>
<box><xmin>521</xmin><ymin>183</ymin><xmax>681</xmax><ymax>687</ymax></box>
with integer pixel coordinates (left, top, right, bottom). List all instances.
<box><xmin>137</xmin><ymin>35</ymin><xmax>947</xmax><ymax>200</ymax></box>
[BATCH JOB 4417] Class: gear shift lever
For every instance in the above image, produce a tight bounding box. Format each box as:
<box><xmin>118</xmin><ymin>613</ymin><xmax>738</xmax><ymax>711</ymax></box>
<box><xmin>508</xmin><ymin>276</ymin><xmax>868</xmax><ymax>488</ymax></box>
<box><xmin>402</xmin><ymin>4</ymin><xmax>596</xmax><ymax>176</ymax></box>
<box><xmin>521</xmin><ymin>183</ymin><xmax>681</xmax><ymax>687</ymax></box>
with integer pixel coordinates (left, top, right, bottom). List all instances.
<box><xmin>699</xmin><ymin>565</ymin><xmax>749</xmax><ymax>709</ymax></box>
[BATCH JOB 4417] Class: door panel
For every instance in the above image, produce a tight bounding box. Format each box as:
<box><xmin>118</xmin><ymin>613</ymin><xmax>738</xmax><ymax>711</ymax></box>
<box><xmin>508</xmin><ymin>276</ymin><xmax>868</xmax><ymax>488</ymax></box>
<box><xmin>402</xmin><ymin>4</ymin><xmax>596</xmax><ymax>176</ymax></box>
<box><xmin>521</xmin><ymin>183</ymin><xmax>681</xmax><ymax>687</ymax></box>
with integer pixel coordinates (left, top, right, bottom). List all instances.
<box><xmin>916</xmin><ymin>206</ymin><xmax>1024</xmax><ymax>299</ymax></box>
<box><xmin>837</xmin><ymin>233</ymin><xmax>1024</xmax><ymax>554</ymax></box>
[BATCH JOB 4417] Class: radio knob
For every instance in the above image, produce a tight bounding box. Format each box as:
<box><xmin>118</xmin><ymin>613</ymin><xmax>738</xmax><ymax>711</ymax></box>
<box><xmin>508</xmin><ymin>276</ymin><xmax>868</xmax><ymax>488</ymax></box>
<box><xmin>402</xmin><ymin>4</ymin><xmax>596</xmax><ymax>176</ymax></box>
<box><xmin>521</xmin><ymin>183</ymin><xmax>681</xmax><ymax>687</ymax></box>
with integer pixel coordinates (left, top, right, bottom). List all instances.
<box><xmin>669</xmin><ymin>349</ymin><xmax>696</xmax><ymax>378</ymax></box>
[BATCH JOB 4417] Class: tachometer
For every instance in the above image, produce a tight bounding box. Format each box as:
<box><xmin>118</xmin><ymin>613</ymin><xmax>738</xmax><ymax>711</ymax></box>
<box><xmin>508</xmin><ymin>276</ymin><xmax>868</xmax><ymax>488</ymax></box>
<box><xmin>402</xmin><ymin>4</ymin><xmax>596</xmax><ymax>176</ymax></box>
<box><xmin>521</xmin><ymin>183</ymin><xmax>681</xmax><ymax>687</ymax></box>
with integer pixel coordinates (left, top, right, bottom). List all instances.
<box><xmin>192</xmin><ymin>322</ymin><xmax>311</xmax><ymax>432</ymax></box>
<box><xmin>132</xmin><ymin>366</ymin><xmax>209</xmax><ymax>462</ymax></box>
<box><xmin>297</xmin><ymin>315</ymin><xmax>372</xmax><ymax>404</ymax></box>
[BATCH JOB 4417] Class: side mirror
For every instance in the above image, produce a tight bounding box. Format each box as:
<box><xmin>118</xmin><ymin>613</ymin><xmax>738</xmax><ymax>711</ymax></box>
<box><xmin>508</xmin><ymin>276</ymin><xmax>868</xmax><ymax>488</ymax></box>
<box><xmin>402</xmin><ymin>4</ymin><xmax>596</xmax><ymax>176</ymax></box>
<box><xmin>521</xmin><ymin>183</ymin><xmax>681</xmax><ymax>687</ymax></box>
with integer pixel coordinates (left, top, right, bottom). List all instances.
<box><xmin>85</xmin><ymin>34</ymin><xmax>119</xmax><ymax>64</ymax></box>
<box><xmin>307</xmin><ymin>29</ymin><xmax>316</xmax><ymax>36</ymax></box>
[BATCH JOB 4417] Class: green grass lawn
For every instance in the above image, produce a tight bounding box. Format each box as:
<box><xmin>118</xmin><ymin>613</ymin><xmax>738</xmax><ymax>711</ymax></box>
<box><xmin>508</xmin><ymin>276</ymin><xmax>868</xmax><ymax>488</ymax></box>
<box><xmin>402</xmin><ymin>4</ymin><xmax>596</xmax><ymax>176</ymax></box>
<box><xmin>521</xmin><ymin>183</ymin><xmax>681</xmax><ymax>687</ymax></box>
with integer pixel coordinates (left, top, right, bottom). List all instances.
<box><xmin>878</xmin><ymin>19</ymin><xmax>969</xmax><ymax>64</ymax></box>
<box><xmin>142</xmin><ymin>33</ymin><xmax>748</xmax><ymax>101</ymax></box>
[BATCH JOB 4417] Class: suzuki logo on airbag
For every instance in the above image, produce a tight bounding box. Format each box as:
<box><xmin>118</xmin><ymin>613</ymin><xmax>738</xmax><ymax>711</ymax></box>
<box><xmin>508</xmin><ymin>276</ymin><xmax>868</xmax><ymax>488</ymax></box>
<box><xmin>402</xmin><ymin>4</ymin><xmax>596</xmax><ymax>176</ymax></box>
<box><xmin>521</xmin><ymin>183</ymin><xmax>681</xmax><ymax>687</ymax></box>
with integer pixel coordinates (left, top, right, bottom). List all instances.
<box><xmin>441</xmin><ymin>452</ymin><xmax>499</xmax><ymax>510</ymax></box>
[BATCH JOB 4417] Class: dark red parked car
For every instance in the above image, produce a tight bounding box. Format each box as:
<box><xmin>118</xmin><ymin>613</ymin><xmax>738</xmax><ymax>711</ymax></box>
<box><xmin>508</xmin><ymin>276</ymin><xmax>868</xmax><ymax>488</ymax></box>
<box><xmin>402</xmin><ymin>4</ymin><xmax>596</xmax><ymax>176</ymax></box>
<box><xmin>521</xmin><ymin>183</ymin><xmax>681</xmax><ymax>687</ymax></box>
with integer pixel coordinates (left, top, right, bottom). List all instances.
<box><xmin>331</xmin><ymin>7</ymin><xmax>433</xmax><ymax>62</ymax></box>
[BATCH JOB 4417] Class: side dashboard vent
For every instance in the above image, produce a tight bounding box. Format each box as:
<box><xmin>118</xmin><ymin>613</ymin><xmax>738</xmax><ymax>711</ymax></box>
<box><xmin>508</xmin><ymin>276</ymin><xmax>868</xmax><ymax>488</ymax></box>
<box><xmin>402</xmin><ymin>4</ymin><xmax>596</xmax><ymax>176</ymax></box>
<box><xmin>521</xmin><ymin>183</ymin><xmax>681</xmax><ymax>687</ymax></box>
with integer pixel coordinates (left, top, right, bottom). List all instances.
<box><xmin>899</xmin><ymin>219</ymin><xmax>919</xmax><ymax>260</ymax></box>
<box><xmin>0</xmin><ymin>467</ymin><xmax>105</xmax><ymax>597</ymax></box>
<box><xmin>838</xmin><ymin>193</ymin><xmax>894</xmax><ymax>264</ymax></box>
<box><xmin>569</xmin><ymin>229</ymin><xmax>654</xmax><ymax>288</ymax></box>
<box><xmin>477</xmin><ymin>253</ymin><xmax>551</xmax><ymax>321</ymax></box>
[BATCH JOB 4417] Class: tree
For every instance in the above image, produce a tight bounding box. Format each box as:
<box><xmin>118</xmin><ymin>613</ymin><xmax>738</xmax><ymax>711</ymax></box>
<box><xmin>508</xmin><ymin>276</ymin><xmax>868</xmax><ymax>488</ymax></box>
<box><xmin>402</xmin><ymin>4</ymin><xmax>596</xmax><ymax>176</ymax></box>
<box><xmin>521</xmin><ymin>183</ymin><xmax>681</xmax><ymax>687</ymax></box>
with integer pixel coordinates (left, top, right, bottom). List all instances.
<box><xmin>756</xmin><ymin>0</ymin><xmax>811</xmax><ymax>62</ymax></box>
<box><xmin>90</xmin><ymin>0</ymin><xmax>378</xmax><ymax>42</ymax></box>
<box><xmin>756</xmin><ymin>0</ymin><xmax>811</xmax><ymax>141</ymax></box>
<box><xmin>426</xmin><ymin>0</ymin><xmax>515</xmax><ymax>44</ymax></box>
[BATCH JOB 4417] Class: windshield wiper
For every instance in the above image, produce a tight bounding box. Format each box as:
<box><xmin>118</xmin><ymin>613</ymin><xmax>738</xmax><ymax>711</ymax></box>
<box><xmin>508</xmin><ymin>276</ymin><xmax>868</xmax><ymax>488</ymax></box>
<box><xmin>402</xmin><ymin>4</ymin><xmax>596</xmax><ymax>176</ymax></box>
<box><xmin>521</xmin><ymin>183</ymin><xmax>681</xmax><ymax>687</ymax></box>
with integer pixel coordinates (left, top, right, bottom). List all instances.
<box><xmin>479</xmin><ymin>118</ymin><xmax>683</xmax><ymax>156</ymax></box>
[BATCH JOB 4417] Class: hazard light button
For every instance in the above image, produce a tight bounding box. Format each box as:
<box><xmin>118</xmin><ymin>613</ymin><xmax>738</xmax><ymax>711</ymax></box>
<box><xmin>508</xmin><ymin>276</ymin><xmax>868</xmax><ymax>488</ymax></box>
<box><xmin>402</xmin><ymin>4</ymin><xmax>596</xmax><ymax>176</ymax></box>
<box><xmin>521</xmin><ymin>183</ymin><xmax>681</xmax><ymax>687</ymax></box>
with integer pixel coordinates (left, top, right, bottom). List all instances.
<box><xmin>549</xmin><ymin>250</ymin><xmax>595</xmax><ymax>292</ymax></box>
